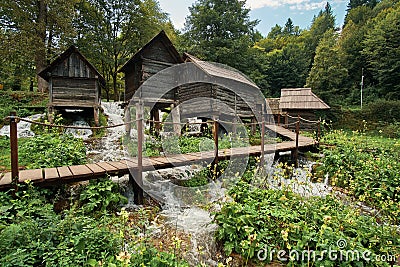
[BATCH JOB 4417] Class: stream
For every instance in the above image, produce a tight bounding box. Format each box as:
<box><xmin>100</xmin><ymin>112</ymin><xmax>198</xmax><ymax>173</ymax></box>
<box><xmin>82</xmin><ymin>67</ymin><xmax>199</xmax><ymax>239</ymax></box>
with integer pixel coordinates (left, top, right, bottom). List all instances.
<box><xmin>0</xmin><ymin>102</ymin><xmax>332</xmax><ymax>266</ymax></box>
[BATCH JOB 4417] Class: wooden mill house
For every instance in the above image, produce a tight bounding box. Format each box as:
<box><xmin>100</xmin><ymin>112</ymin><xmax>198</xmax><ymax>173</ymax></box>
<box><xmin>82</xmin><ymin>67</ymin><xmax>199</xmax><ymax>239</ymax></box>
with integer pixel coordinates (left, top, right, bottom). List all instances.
<box><xmin>39</xmin><ymin>45</ymin><xmax>105</xmax><ymax>125</ymax></box>
<box><xmin>119</xmin><ymin>31</ymin><xmax>266</xmax><ymax>135</ymax></box>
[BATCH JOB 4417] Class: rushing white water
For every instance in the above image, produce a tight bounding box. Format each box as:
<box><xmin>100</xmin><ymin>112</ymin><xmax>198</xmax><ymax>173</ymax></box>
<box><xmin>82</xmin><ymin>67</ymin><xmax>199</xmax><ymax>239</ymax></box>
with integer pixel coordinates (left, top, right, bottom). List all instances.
<box><xmin>86</xmin><ymin>102</ymin><xmax>332</xmax><ymax>266</ymax></box>
<box><xmin>87</xmin><ymin>102</ymin><xmax>132</xmax><ymax>162</ymax></box>
<box><xmin>65</xmin><ymin>117</ymin><xmax>92</xmax><ymax>139</ymax></box>
<box><xmin>0</xmin><ymin>114</ymin><xmax>44</xmax><ymax>138</ymax></box>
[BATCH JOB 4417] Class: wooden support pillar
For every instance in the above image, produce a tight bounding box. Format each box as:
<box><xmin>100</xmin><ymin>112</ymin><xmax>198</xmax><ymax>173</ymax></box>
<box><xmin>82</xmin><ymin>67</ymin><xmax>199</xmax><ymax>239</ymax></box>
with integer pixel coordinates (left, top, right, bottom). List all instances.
<box><xmin>133</xmin><ymin>102</ymin><xmax>144</xmax><ymax>205</ymax></box>
<box><xmin>48</xmin><ymin>106</ymin><xmax>54</xmax><ymax>124</ymax></box>
<box><xmin>317</xmin><ymin>119</ymin><xmax>321</xmax><ymax>143</ymax></box>
<box><xmin>130</xmin><ymin>170</ymin><xmax>143</xmax><ymax>205</ymax></box>
<box><xmin>277</xmin><ymin>114</ymin><xmax>281</xmax><ymax>126</ymax></box>
<box><xmin>10</xmin><ymin>111</ymin><xmax>19</xmax><ymax>192</ymax></box>
<box><xmin>125</xmin><ymin>107</ymin><xmax>131</xmax><ymax>139</ymax></box>
<box><xmin>284</xmin><ymin>113</ymin><xmax>289</xmax><ymax>128</ymax></box>
<box><xmin>171</xmin><ymin>104</ymin><xmax>181</xmax><ymax>135</ymax></box>
<box><xmin>154</xmin><ymin>109</ymin><xmax>161</xmax><ymax>137</ymax></box>
<box><xmin>212</xmin><ymin>117</ymin><xmax>219</xmax><ymax>178</ymax></box>
<box><xmin>251</xmin><ymin>117</ymin><xmax>257</xmax><ymax>135</ymax></box>
<box><xmin>232</xmin><ymin>117</ymin><xmax>237</xmax><ymax>136</ymax></box>
<box><xmin>260</xmin><ymin>105</ymin><xmax>265</xmax><ymax>167</ymax></box>
<box><xmin>93</xmin><ymin>107</ymin><xmax>99</xmax><ymax>126</ymax></box>
<box><xmin>294</xmin><ymin>116</ymin><xmax>300</xmax><ymax>168</ymax></box>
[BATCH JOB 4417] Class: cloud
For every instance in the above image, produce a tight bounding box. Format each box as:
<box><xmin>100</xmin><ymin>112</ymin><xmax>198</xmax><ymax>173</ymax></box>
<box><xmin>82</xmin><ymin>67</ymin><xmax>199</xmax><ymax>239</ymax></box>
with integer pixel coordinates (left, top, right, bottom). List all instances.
<box><xmin>246</xmin><ymin>0</ymin><xmax>345</xmax><ymax>11</ymax></box>
<box><xmin>289</xmin><ymin>1</ymin><xmax>326</xmax><ymax>11</ymax></box>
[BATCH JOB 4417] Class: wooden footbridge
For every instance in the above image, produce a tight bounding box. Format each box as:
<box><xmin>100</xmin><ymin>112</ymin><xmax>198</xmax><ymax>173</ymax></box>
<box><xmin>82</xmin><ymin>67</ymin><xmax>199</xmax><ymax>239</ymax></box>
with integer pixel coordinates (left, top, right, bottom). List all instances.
<box><xmin>1</xmin><ymin>112</ymin><xmax>319</xmax><ymax>203</ymax></box>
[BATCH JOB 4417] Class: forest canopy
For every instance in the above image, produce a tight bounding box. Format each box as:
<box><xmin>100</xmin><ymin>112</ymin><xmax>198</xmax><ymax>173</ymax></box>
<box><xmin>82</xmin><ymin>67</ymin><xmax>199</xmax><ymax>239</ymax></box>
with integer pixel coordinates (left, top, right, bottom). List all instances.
<box><xmin>0</xmin><ymin>0</ymin><xmax>399</xmax><ymax>105</ymax></box>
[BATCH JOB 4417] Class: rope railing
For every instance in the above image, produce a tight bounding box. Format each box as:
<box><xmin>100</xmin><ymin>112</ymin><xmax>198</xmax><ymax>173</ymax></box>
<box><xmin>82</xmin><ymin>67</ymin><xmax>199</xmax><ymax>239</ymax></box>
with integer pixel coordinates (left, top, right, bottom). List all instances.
<box><xmin>15</xmin><ymin>117</ymin><xmax>135</xmax><ymax>130</ymax></box>
<box><xmin>4</xmin><ymin>110</ymin><xmax>321</xmax><ymax>197</ymax></box>
<box><xmin>5</xmin><ymin>114</ymin><xmax>321</xmax><ymax>129</ymax></box>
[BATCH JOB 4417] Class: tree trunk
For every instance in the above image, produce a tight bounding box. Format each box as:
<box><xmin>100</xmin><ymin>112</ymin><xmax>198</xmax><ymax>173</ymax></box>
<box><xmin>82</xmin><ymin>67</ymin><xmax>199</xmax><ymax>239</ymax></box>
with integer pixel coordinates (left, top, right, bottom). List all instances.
<box><xmin>35</xmin><ymin>0</ymin><xmax>48</xmax><ymax>93</ymax></box>
<box><xmin>112</xmin><ymin>72</ymin><xmax>118</xmax><ymax>101</ymax></box>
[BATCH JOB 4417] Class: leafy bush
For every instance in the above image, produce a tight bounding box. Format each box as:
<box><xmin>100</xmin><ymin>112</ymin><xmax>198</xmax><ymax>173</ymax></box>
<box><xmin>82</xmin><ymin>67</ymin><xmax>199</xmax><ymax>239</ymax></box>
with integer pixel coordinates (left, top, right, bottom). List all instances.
<box><xmin>214</xmin><ymin>180</ymin><xmax>399</xmax><ymax>266</ymax></box>
<box><xmin>319</xmin><ymin>130</ymin><xmax>399</xmax><ymax>223</ymax></box>
<box><xmin>0</xmin><ymin>182</ymin><xmax>190</xmax><ymax>267</ymax></box>
<box><xmin>79</xmin><ymin>178</ymin><xmax>128</xmax><ymax>215</ymax></box>
<box><xmin>0</xmin><ymin>183</ymin><xmax>121</xmax><ymax>267</ymax></box>
<box><xmin>19</xmin><ymin>133</ymin><xmax>87</xmax><ymax>169</ymax></box>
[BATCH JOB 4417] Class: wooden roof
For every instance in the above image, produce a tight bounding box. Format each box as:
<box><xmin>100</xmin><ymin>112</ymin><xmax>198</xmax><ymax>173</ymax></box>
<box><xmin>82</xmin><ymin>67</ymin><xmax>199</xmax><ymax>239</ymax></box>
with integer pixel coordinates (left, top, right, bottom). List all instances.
<box><xmin>38</xmin><ymin>45</ymin><xmax>105</xmax><ymax>86</ymax></box>
<box><xmin>266</xmin><ymin>98</ymin><xmax>281</xmax><ymax>114</ymax></box>
<box><xmin>119</xmin><ymin>30</ymin><xmax>183</xmax><ymax>73</ymax></box>
<box><xmin>183</xmin><ymin>53</ymin><xmax>259</xmax><ymax>89</ymax></box>
<box><xmin>279</xmin><ymin>88</ymin><xmax>330</xmax><ymax>110</ymax></box>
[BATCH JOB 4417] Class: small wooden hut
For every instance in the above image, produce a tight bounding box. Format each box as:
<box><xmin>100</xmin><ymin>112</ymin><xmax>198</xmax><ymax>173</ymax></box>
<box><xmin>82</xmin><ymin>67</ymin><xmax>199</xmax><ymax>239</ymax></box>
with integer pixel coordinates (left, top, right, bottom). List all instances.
<box><xmin>39</xmin><ymin>45</ymin><xmax>105</xmax><ymax>125</ymax></box>
<box><xmin>279</xmin><ymin>88</ymin><xmax>330</xmax><ymax>121</ymax></box>
<box><xmin>119</xmin><ymin>30</ymin><xmax>183</xmax><ymax>106</ymax></box>
<box><xmin>119</xmin><ymin>31</ymin><xmax>265</xmax><ymax>135</ymax></box>
<box><xmin>181</xmin><ymin>53</ymin><xmax>264</xmax><ymax>120</ymax></box>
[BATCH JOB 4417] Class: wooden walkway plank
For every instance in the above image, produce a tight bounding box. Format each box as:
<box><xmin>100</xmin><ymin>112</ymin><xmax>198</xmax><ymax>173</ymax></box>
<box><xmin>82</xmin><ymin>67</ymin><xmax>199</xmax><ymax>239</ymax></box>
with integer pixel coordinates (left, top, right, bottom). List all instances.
<box><xmin>107</xmin><ymin>161</ymin><xmax>129</xmax><ymax>171</ymax></box>
<box><xmin>44</xmin><ymin>168</ymin><xmax>60</xmax><ymax>180</ymax></box>
<box><xmin>119</xmin><ymin>159</ymin><xmax>137</xmax><ymax>169</ymax></box>
<box><xmin>19</xmin><ymin>169</ymin><xmax>43</xmax><ymax>183</ymax></box>
<box><xmin>86</xmin><ymin>163</ymin><xmax>107</xmax><ymax>176</ymax></box>
<box><xmin>96</xmin><ymin>162</ymin><xmax>118</xmax><ymax>173</ymax></box>
<box><xmin>0</xmin><ymin>173</ymin><xmax>12</xmax><ymax>186</ymax></box>
<box><xmin>69</xmin><ymin>165</ymin><xmax>93</xmax><ymax>178</ymax></box>
<box><xmin>0</xmin><ymin>126</ymin><xmax>319</xmax><ymax>189</ymax></box>
<box><xmin>57</xmin><ymin>166</ymin><xmax>74</xmax><ymax>180</ymax></box>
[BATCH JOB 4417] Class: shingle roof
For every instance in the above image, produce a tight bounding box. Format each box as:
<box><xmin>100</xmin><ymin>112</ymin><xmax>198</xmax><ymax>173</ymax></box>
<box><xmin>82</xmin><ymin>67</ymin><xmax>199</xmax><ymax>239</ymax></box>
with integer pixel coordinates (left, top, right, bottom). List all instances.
<box><xmin>119</xmin><ymin>30</ymin><xmax>183</xmax><ymax>73</ymax></box>
<box><xmin>38</xmin><ymin>45</ymin><xmax>105</xmax><ymax>86</ymax></box>
<box><xmin>183</xmin><ymin>53</ymin><xmax>259</xmax><ymax>89</ymax></box>
<box><xmin>279</xmin><ymin>88</ymin><xmax>330</xmax><ymax>110</ymax></box>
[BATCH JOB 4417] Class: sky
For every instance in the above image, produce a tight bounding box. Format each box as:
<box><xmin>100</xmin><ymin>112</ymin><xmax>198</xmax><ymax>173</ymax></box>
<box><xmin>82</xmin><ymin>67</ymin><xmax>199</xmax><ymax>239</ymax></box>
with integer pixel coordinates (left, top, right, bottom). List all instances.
<box><xmin>157</xmin><ymin>0</ymin><xmax>349</xmax><ymax>36</ymax></box>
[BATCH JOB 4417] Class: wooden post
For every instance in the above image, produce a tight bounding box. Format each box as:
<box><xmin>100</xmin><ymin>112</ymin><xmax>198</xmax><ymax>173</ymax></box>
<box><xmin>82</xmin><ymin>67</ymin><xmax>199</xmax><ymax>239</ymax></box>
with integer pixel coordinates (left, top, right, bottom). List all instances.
<box><xmin>10</xmin><ymin>111</ymin><xmax>19</xmax><ymax>191</ymax></box>
<box><xmin>251</xmin><ymin>117</ymin><xmax>256</xmax><ymax>135</ymax></box>
<box><xmin>317</xmin><ymin>119</ymin><xmax>321</xmax><ymax>143</ymax></box>
<box><xmin>93</xmin><ymin>107</ymin><xmax>99</xmax><ymax>127</ymax></box>
<box><xmin>171</xmin><ymin>104</ymin><xmax>181</xmax><ymax>135</ymax></box>
<box><xmin>294</xmin><ymin>116</ymin><xmax>300</xmax><ymax>168</ymax></box>
<box><xmin>125</xmin><ymin>107</ymin><xmax>131</xmax><ymax>139</ymax></box>
<box><xmin>277</xmin><ymin>114</ymin><xmax>281</xmax><ymax>126</ymax></box>
<box><xmin>212</xmin><ymin>117</ymin><xmax>219</xmax><ymax>177</ymax></box>
<box><xmin>260</xmin><ymin>105</ymin><xmax>265</xmax><ymax>167</ymax></box>
<box><xmin>133</xmin><ymin>102</ymin><xmax>144</xmax><ymax>205</ymax></box>
<box><xmin>284</xmin><ymin>113</ymin><xmax>288</xmax><ymax>128</ymax></box>
<box><xmin>154</xmin><ymin>109</ymin><xmax>161</xmax><ymax>137</ymax></box>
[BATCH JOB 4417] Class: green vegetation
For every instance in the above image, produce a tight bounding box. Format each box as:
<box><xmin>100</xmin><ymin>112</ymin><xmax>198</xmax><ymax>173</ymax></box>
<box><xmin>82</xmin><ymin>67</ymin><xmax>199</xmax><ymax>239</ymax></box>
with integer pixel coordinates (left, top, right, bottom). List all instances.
<box><xmin>0</xmin><ymin>180</ymin><xmax>190</xmax><ymax>267</ymax></box>
<box><xmin>332</xmin><ymin>100</ymin><xmax>400</xmax><ymax>138</ymax></box>
<box><xmin>19</xmin><ymin>133</ymin><xmax>86</xmax><ymax>169</ymax></box>
<box><xmin>318</xmin><ymin>130</ymin><xmax>399</xmax><ymax>224</ymax></box>
<box><xmin>215</xmin><ymin>180</ymin><xmax>399</xmax><ymax>266</ymax></box>
<box><xmin>213</xmin><ymin>154</ymin><xmax>400</xmax><ymax>266</ymax></box>
<box><xmin>0</xmin><ymin>133</ymin><xmax>86</xmax><ymax>172</ymax></box>
<box><xmin>0</xmin><ymin>91</ymin><xmax>47</xmax><ymax>127</ymax></box>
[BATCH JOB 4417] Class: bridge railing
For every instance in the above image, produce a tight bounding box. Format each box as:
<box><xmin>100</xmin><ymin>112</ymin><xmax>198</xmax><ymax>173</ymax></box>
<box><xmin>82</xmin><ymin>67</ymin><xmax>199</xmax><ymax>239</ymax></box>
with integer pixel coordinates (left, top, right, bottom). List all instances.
<box><xmin>4</xmin><ymin>110</ymin><xmax>321</xmax><ymax>198</ymax></box>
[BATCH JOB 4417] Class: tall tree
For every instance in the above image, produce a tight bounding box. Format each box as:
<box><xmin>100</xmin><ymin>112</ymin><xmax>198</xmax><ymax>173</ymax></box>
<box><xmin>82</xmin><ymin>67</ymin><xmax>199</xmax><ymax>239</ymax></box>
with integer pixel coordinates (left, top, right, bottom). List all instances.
<box><xmin>283</xmin><ymin>18</ymin><xmax>294</xmax><ymax>36</ymax></box>
<box><xmin>303</xmin><ymin>2</ymin><xmax>336</xmax><ymax>69</ymax></box>
<box><xmin>0</xmin><ymin>0</ymin><xmax>77</xmax><ymax>91</ymax></box>
<box><xmin>75</xmin><ymin>0</ymin><xmax>171</xmax><ymax>100</ymax></box>
<box><xmin>347</xmin><ymin>0</ymin><xmax>379</xmax><ymax>10</ymax></box>
<box><xmin>362</xmin><ymin>2</ymin><xmax>400</xmax><ymax>99</ymax></box>
<box><xmin>183</xmin><ymin>0</ymin><xmax>259</xmax><ymax>71</ymax></box>
<box><xmin>306</xmin><ymin>30</ymin><xmax>348</xmax><ymax>104</ymax></box>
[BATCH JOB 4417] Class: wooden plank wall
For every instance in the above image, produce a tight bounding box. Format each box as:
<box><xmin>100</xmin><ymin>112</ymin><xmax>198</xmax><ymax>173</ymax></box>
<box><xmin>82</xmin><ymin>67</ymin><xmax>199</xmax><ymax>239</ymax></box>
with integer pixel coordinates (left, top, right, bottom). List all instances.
<box><xmin>52</xmin><ymin>52</ymin><xmax>95</xmax><ymax>79</ymax></box>
<box><xmin>49</xmin><ymin>52</ymin><xmax>99</xmax><ymax>107</ymax></box>
<box><xmin>125</xmin><ymin>39</ymin><xmax>179</xmax><ymax>102</ymax></box>
<box><xmin>51</xmin><ymin>78</ymin><xmax>97</xmax><ymax>107</ymax></box>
